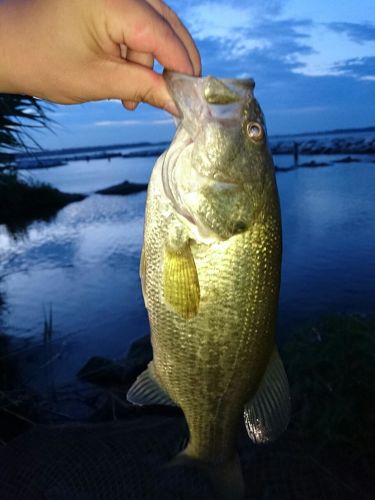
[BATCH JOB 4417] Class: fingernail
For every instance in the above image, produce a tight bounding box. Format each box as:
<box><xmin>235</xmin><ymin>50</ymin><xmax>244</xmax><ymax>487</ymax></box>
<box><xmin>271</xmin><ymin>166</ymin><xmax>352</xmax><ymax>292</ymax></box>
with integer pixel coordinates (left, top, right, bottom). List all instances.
<box><xmin>164</xmin><ymin>100</ymin><xmax>180</xmax><ymax>117</ymax></box>
<box><xmin>122</xmin><ymin>100</ymin><xmax>138</xmax><ymax>111</ymax></box>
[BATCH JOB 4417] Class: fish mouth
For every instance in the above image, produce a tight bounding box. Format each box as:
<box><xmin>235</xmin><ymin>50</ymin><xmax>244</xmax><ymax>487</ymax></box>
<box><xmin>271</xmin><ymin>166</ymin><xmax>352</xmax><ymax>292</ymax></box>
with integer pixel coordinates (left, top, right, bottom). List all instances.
<box><xmin>164</xmin><ymin>71</ymin><xmax>255</xmax><ymax>139</ymax></box>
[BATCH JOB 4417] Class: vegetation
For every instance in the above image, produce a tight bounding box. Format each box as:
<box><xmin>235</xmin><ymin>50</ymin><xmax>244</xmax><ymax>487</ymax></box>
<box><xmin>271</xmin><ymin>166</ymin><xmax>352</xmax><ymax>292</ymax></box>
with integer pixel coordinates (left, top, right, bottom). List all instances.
<box><xmin>0</xmin><ymin>93</ymin><xmax>51</xmax><ymax>166</ymax></box>
<box><xmin>0</xmin><ymin>94</ymin><xmax>85</xmax><ymax>231</ymax></box>
<box><xmin>283</xmin><ymin>314</ymin><xmax>375</xmax><ymax>456</ymax></box>
<box><xmin>0</xmin><ymin>171</ymin><xmax>85</xmax><ymax>230</ymax></box>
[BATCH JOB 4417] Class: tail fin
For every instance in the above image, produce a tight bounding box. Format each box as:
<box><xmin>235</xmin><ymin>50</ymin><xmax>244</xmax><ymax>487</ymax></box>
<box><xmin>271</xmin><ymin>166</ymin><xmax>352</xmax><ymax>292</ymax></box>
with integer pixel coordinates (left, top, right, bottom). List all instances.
<box><xmin>169</xmin><ymin>451</ymin><xmax>244</xmax><ymax>500</ymax></box>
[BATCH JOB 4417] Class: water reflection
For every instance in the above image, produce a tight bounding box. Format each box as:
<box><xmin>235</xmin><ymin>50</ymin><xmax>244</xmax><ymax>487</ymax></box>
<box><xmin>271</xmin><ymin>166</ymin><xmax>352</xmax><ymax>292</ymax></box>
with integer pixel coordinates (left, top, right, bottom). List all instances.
<box><xmin>277</xmin><ymin>159</ymin><xmax>375</xmax><ymax>332</ymax></box>
<box><xmin>0</xmin><ymin>193</ymin><xmax>149</xmax><ymax>387</ymax></box>
<box><xmin>0</xmin><ymin>155</ymin><xmax>375</xmax><ymax>388</ymax></box>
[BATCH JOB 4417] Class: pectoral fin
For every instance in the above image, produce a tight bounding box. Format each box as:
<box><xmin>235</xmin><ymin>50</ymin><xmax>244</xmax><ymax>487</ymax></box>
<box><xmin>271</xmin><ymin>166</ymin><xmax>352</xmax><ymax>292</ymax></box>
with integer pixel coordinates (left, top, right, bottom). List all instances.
<box><xmin>244</xmin><ymin>347</ymin><xmax>290</xmax><ymax>444</ymax></box>
<box><xmin>127</xmin><ymin>362</ymin><xmax>176</xmax><ymax>407</ymax></box>
<box><xmin>163</xmin><ymin>243</ymin><xmax>200</xmax><ymax>319</ymax></box>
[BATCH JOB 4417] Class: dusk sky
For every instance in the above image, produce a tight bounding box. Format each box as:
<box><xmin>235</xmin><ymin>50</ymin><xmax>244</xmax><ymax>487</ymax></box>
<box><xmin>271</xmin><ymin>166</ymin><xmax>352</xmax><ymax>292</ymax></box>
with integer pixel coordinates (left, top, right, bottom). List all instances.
<box><xmin>35</xmin><ymin>0</ymin><xmax>375</xmax><ymax>150</ymax></box>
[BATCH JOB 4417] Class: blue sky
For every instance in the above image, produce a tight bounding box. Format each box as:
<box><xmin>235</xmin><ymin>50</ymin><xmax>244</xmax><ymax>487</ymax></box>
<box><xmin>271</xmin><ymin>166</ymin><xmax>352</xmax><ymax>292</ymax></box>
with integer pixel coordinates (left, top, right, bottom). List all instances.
<box><xmin>35</xmin><ymin>0</ymin><xmax>375</xmax><ymax>149</ymax></box>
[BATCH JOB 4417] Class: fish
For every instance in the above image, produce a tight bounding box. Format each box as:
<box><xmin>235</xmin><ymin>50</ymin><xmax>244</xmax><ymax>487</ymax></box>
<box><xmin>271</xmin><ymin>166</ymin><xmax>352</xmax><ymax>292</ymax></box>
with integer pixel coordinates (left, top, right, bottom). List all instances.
<box><xmin>127</xmin><ymin>72</ymin><xmax>290</xmax><ymax>499</ymax></box>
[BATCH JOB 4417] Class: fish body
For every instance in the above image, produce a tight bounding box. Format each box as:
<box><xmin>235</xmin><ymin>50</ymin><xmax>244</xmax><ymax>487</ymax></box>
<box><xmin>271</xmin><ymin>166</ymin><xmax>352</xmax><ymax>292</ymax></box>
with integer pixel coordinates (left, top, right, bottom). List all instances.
<box><xmin>128</xmin><ymin>73</ymin><xmax>290</xmax><ymax>497</ymax></box>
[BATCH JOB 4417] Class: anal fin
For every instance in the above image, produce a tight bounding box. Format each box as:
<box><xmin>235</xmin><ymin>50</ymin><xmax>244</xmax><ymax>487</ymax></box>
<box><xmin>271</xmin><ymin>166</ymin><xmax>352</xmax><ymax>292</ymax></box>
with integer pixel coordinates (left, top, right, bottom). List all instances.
<box><xmin>244</xmin><ymin>347</ymin><xmax>290</xmax><ymax>444</ymax></box>
<box><xmin>127</xmin><ymin>362</ymin><xmax>176</xmax><ymax>407</ymax></box>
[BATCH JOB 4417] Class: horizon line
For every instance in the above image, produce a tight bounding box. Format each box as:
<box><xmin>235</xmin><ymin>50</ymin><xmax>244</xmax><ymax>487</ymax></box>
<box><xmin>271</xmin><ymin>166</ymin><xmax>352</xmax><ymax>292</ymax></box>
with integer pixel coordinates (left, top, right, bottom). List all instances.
<box><xmin>14</xmin><ymin>124</ymin><xmax>375</xmax><ymax>157</ymax></box>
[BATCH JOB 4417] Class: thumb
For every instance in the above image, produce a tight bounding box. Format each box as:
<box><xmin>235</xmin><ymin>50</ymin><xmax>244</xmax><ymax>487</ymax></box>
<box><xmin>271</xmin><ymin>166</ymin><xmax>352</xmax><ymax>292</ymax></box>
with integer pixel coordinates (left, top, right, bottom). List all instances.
<box><xmin>92</xmin><ymin>59</ymin><xmax>179</xmax><ymax>115</ymax></box>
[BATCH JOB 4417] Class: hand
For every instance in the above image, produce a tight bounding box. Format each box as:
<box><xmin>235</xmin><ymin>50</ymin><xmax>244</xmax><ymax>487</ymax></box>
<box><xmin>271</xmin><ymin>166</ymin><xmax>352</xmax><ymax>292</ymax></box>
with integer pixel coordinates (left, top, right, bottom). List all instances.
<box><xmin>0</xmin><ymin>0</ymin><xmax>201</xmax><ymax>113</ymax></box>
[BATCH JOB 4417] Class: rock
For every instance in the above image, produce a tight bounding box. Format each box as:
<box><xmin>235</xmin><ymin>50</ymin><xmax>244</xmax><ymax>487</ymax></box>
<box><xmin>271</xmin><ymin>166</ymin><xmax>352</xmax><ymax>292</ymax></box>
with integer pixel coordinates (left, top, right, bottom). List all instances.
<box><xmin>78</xmin><ymin>335</ymin><xmax>152</xmax><ymax>388</ymax></box>
<box><xmin>299</xmin><ymin>160</ymin><xmax>330</xmax><ymax>168</ymax></box>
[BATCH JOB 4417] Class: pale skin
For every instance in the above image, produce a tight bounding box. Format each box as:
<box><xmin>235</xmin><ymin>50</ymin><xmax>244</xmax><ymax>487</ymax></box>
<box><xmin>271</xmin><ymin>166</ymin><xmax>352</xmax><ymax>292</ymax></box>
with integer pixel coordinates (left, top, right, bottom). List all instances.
<box><xmin>0</xmin><ymin>0</ymin><xmax>201</xmax><ymax>114</ymax></box>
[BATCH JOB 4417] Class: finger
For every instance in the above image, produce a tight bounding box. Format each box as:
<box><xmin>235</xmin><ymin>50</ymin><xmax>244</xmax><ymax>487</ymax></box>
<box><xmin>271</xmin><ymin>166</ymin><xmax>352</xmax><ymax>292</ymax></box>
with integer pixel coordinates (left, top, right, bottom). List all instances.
<box><xmin>145</xmin><ymin>0</ymin><xmax>201</xmax><ymax>76</ymax></box>
<box><xmin>126</xmin><ymin>49</ymin><xmax>154</xmax><ymax>70</ymax></box>
<box><xmin>104</xmin><ymin>0</ymin><xmax>194</xmax><ymax>75</ymax></box>
<box><xmin>90</xmin><ymin>58</ymin><xmax>179</xmax><ymax>115</ymax></box>
<box><xmin>122</xmin><ymin>49</ymin><xmax>154</xmax><ymax>110</ymax></box>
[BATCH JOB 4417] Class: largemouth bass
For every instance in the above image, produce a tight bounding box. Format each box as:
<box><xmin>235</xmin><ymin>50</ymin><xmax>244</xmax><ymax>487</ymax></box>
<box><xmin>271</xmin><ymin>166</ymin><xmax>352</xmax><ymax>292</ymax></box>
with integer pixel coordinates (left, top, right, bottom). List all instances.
<box><xmin>128</xmin><ymin>72</ymin><xmax>290</xmax><ymax>499</ymax></box>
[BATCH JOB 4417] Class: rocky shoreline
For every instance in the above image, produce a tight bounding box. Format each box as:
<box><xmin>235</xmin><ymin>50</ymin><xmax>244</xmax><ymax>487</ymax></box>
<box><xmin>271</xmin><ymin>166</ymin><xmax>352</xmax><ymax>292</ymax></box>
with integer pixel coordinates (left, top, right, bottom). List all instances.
<box><xmin>9</xmin><ymin>130</ymin><xmax>375</xmax><ymax>171</ymax></box>
<box><xmin>270</xmin><ymin>135</ymin><xmax>375</xmax><ymax>155</ymax></box>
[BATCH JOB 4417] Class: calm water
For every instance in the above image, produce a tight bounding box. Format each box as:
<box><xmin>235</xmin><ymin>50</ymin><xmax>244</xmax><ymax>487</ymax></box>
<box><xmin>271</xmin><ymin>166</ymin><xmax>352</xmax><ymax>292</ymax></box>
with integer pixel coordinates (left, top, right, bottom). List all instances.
<box><xmin>1</xmin><ymin>152</ymin><xmax>375</xmax><ymax>387</ymax></box>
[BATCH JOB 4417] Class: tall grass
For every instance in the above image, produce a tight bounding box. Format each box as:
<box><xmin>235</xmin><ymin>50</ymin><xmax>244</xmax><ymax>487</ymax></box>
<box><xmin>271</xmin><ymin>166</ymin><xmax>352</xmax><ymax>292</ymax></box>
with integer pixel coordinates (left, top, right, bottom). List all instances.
<box><xmin>0</xmin><ymin>171</ymin><xmax>85</xmax><ymax>233</ymax></box>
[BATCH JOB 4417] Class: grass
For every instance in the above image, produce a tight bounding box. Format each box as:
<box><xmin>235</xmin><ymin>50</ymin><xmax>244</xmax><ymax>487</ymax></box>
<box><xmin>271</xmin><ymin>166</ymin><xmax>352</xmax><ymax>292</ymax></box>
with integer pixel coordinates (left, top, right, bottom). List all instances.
<box><xmin>0</xmin><ymin>312</ymin><xmax>374</xmax><ymax>459</ymax></box>
<box><xmin>283</xmin><ymin>313</ymin><xmax>375</xmax><ymax>456</ymax></box>
<box><xmin>0</xmin><ymin>313</ymin><xmax>373</xmax><ymax>497</ymax></box>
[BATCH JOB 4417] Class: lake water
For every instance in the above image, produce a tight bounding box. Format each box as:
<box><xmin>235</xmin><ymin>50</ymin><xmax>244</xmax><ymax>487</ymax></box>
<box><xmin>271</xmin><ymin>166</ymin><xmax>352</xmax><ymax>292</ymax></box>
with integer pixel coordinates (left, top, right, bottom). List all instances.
<box><xmin>1</xmin><ymin>152</ymin><xmax>375</xmax><ymax>388</ymax></box>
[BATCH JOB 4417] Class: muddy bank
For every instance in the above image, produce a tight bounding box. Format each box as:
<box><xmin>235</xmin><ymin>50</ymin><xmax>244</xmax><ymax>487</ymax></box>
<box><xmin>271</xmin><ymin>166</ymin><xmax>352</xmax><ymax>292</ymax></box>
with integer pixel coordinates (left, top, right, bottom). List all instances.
<box><xmin>0</xmin><ymin>172</ymin><xmax>85</xmax><ymax>231</ymax></box>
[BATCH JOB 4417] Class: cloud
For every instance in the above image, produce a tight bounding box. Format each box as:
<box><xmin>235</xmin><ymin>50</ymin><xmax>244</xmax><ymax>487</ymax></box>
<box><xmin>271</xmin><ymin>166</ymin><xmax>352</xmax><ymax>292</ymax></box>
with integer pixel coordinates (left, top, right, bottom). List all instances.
<box><xmin>253</xmin><ymin>18</ymin><xmax>314</xmax><ymax>57</ymax></box>
<box><xmin>333</xmin><ymin>56</ymin><xmax>375</xmax><ymax>80</ymax></box>
<box><xmin>182</xmin><ymin>2</ymin><xmax>271</xmax><ymax>57</ymax></box>
<box><xmin>170</xmin><ymin>0</ymin><xmax>286</xmax><ymax>33</ymax></box>
<box><xmin>180</xmin><ymin>0</ymin><xmax>313</xmax><ymax>62</ymax></box>
<box><xmin>92</xmin><ymin>118</ymin><xmax>174</xmax><ymax>127</ymax></box>
<box><xmin>327</xmin><ymin>22</ymin><xmax>375</xmax><ymax>44</ymax></box>
<box><xmin>174</xmin><ymin>0</ymin><xmax>374</xmax><ymax>86</ymax></box>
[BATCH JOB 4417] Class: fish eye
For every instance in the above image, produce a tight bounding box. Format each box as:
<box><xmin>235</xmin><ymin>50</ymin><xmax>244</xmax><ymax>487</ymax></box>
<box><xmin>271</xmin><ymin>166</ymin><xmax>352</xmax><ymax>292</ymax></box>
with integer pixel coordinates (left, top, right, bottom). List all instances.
<box><xmin>247</xmin><ymin>122</ymin><xmax>264</xmax><ymax>141</ymax></box>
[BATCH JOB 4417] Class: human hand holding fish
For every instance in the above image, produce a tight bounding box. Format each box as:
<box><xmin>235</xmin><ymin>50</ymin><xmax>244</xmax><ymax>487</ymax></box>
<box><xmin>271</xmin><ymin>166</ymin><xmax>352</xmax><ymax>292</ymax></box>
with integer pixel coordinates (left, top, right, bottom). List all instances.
<box><xmin>0</xmin><ymin>0</ymin><xmax>200</xmax><ymax>113</ymax></box>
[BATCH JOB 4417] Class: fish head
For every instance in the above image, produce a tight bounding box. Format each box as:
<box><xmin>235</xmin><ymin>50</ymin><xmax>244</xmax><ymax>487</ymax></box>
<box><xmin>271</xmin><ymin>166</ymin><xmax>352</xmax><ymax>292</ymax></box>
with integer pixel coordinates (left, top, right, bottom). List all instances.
<box><xmin>163</xmin><ymin>72</ymin><xmax>276</xmax><ymax>241</ymax></box>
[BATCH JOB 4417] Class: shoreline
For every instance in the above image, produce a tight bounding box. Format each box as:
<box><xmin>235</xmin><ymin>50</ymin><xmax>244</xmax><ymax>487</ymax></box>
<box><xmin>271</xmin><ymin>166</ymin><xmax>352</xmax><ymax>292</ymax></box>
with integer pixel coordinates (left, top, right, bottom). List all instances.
<box><xmin>9</xmin><ymin>134</ymin><xmax>375</xmax><ymax>171</ymax></box>
<box><xmin>0</xmin><ymin>172</ymin><xmax>85</xmax><ymax>231</ymax></box>
<box><xmin>0</xmin><ymin>314</ymin><xmax>373</xmax><ymax>498</ymax></box>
